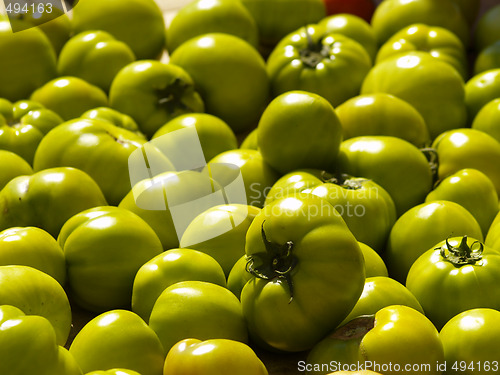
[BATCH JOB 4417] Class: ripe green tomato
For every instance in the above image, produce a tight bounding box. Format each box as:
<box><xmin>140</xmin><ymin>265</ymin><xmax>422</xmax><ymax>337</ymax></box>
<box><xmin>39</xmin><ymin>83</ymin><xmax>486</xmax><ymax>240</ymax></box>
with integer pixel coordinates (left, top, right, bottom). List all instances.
<box><xmin>474</xmin><ymin>41</ymin><xmax>500</xmax><ymax>75</ymax></box>
<box><xmin>241</xmin><ymin>0</ymin><xmax>326</xmax><ymax>51</ymax></box>
<box><xmin>257</xmin><ymin>91</ymin><xmax>342</xmax><ymax>174</ymax></box>
<box><xmin>81</xmin><ymin>107</ymin><xmax>142</xmax><ymax>135</ymax></box>
<box><xmin>180</xmin><ymin>204</ymin><xmax>261</xmax><ymax>275</ymax></box>
<box><xmin>167</xmin><ymin>0</ymin><xmax>258</xmax><ymax>53</ymax></box>
<box><xmin>72</xmin><ymin>0</ymin><xmax>166</xmax><ymax>59</ymax></box>
<box><xmin>486</xmin><ymin>212</ymin><xmax>500</xmax><ymax>251</ymax></box>
<box><xmin>0</xmin><ymin>167</ymin><xmax>107</xmax><ymax>237</ymax></box>
<box><xmin>336</xmin><ymin>93</ymin><xmax>429</xmax><ymax>147</ymax></box>
<box><xmin>132</xmin><ymin>248</ymin><xmax>227</xmax><ymax>323</ymax></box>
<box><xmin>426</xmin><ymin>169</ymin><xmax>499</xmax><ymax>236</ymax></box>
<box><xmin>55</xmin><ymin>347</ymin><xmax>84</xmax><ymax>375</ymax></box>
<box><xmin>267</xmin><ymin>26</ymin><xmax>372</xmax><ymax>107</ymax></box>
<box><xmin>207</xmin><ymin>149</ymin><xmax>280</xmax><ymax>208</ymax></box>
<box><xmin>371</xmin><ymin>0</ymin><xmax>469</xmax><ymax>47</ymax></box>
<box><xmin>318</xmin><ymin>14</ymin><xmax>377</xmax><ymax>61</ymax></box>
<box><xmin>264</xmin><ymin>169</ymin><xmax>326</xmax><ymax>205</ymax></box>
<box><xmin>33</xmin><ymin>118</ymin><xmax>146</xmax><ymax>205</ymax></box>
<box><xmin>0</xmin><ymin>150</ymin><xmax>32</xmax><ymax>189</ymax></box>
<box><xmin>85</xmin><ymin>370</ymin><xmax>140</xmax><ymax>375</ymax></box>
<box><xmin>432</xmin><ymin>128</ymin><xmax>500</xmax><ymax>196</ymax></box>
<box><xmin>109</xmin><ymin>60</ymin><xmax>204</xmax><ymax>138</ymax></box>
<box><xmin>0</xmin><ymin>227</ymin><xmax>65</xmax><ymax>285</ymax></box>
<box><xmin>406</xmin><ymin>236</ymin><xmax>500</xmax><ymax>329</ymax></box>
<box><xmin>386</xmin><ymin>201</ymin><xmax>483</xmax><ymax>283</ymax></box>
<box><xmin>58</xmin><ymin>31</ymin><xmax>136</xmax><ymax>93</ymax></box>
<box><xmin>240</xmin><ymin>128</ymin><xmax>258</xmax><ymax>150</ymax></box>
<box><xmin>306</xmin><ymin>305</ymin><xmax>444</xmax><ymax>375</ymax></box>
<box><xmin>0</xmin><ymin>18</ymin><xmax>57</xmax><ymax>101</ymax></box>
<box><xmin>440</xmin><ymin>308</ymin><xmax>500</xmax><ymax>375</ymax></box>
<box><xmin>69</xmin><ymin>309</ymin><xmax>165</xmax><ymax>375</ymax></box>
<box><xmin>164</xmin><ymin>338</ymin><xmax>268</xmax><ymax>375</ymax></box>
<box><xmin>471</xmin><ymin>98</ymin><xmax>500</xmax><ymax>143</ymax></box>
<box><xmin>30</xmin><ymin>77</ymin><xmax>108</xmax><ymax>121</ymax></box>
<box><xmin>152</xmin><ymin>113</ymin><xmax>237</xmax><ymax>162</ymax></box>
<box><xmin>358</xmin><ymin>242</ymin><xmax>388</xmax><ymax>278</ymax></box>
<box><xmin>170</xmin><ymin>33</ymin><xmax>269</xmax><ymax>133</ymax></box>
<box><xmin>58</xmin><ymin>206</ymin><xmax>163</xmax><ymax>312</ymax></box>
<box><xmin>0</xmin><ymin>265</ymin><xmax>71</xmax><ymax>345</ymax></box>
<box><xmin>361</xmin><ymin>52</ymin><xmax>466</xmax><ymax>140</ymax></box>
<box><xmin>465</xmin><ymin>69</ymin><xmax>500</xmax><ymax>122</ymax></box>
<box><xmin>339</xmin><ymin>276</ymin><xmax>423</xmax><ymax>327</ymax></box>
<box><xmin>376</xmin><ymin>23</ymin><xmax>468</xmax><ymax>79</ymax></box>
<box><xmin>474</xmin><ymin>4</ymin><xmax>500</xmax><ymax>52</ymax></box>
<box><xmin>242</xmin><ymin>196</ymin><xmax>365</xmax><ymax>352</ymax></box>
<box><xmin>337</xmin><ymin>136</ymin><xmax>433</xmax><ymax>217</ymax></box>
<box><xmin>149</xmin><ymin>280</ymin><xmax>248</xmax><ymax>353</ymax></box>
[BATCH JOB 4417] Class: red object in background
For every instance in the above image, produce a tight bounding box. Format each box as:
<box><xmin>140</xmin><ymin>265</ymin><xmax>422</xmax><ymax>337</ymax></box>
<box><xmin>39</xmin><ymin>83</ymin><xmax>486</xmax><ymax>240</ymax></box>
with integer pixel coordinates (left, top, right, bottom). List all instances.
<box><xmin>323</xmin><ymin>0</ymin><xmax>376</xmax><ymax>22</ymax></box>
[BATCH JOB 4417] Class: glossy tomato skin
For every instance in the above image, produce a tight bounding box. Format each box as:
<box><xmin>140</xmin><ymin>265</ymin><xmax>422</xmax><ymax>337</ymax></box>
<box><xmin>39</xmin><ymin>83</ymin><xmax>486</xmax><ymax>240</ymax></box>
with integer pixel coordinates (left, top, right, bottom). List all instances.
<box><xmin>267</xmin><ymin>25</ymin><xmax>372</xmax><ymax>107</ymax></box>
<box><xmin>440</xmin><ymin>308</ymin><xmax>500</xmax><ymax>375</ymax></box>
<box><xmin>241</xmin><ymin>196</ymin><xmax>365</xmax><ymax>352</ymax></box>
<box><xmin>471</xmin><ymin>98</ymin><xmax>500</xmax><ymax>143</ymax></box>
<box><xmin>358</xmin><ymin>242</ymin><xmax>388</xmax><ymax>278</ymax></box>
<box><xmin>0</xmin><ymin>150</ymin><xmax>32</xmax><ymax>190</ymax></box>
<box><xmin>406</xmin><ymin>237</ymin><xmax>500</xmax><ymax>329</ymax></box>
<box><xmin>164</xmin><ymin>339</ymin><xmax>268</xmax><ymax>375</ymax></box>
<box><xmin>465</xmin><ymin>69</ymin><xmax>500</xmax><ymax>122</ymax></box>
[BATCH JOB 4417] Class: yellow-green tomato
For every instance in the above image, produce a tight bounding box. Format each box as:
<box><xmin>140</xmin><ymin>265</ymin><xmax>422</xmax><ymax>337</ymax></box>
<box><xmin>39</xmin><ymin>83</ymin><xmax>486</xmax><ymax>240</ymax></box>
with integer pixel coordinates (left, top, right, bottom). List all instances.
<box><xmin>240</xmin><ymin>128</ymin><xmax>258</xmax><ymax>150</ymax></box>
<box><xmin>471</xmin><ymin>98</ymin><xmax>500</xmax><ymax>143</ymax></box>
<box><xmin>30</xmin><ymin>76</ymin><xmax>108</xmax><ymax>121</ymax></box>
<box><xmin>69</xmin><ymin>310</ymin><xmax>165</xmax><ymax>375</ymax></box>
<box><xmin>132</xmin><ymin>248</ymin><xmax>227</xmax><ymax>323</ymax></box>
<box><xmin>440</xmin><ymin>308</ymin><xmax>500</xmax><ymax>375</ymax></box>
<box><xmin>425</xmin><ymin>169</ymin><xmax>499</xmax><ymax>236</ymax></box>
<box><xmin>0</xmin><ymin>227</ymin><xmax>66</xmax><ymax>285</ymax></box>
<box><xmin>85</xmin><ymin>370</ymin><xmax>141</xmax><ymax>375</ymax></box>
<box><xmin>0</xmin><ymin>150</ymin><xmax>32</xmax><ymax>189</ymax></box>
<box><xmin>465</xmin><ymin>69</ymin><xmax>500</xmax><ymax>122</ymax></box>
<box><xmin>180</xmin><ymin>204</ymin><xmax>261</xmax><ymax>275</ymax></box>
<box><xmin>358</xmin><ymin>243</ymin><xmax>388</xmax><ymax>278</ymax></box>
<box><xmin>336</xmin><ymin>93</ymin><xmax>429</xmax><ymax>147</ymax></box>
<box><xmin>80</xmin><ymin>107</ymin><xmax>142</xmax><ymax>135</ymax></box>
<box><xmin>486</xmin><ymin>212</ymin><xmax>500</xmax><ymax>251</ymax></box>
<box><xmin>227</xmin><ymin>255</ymin><xmax>253</xmax><ymax>300</ymax></box>
<box><xmin>58</xmin><ymin>31</ymin><xmax>136</xmax><ymax>92</ymax></box>
<box><xmin>164</xmin><ymin>338</ymin><xmax>268</xmax><ymax>375</ymax></box>
<box><xmin>0</xmin><ymin>265</ymin><xmax>71</xmax><ymax>346</ymax></box>
<box><xmin>55</xmin><ymin>346</ymin><xmax>84</xmax><ymax>375</ymax></box>
<box><xmin>59</xmin><ymin>206</ymin><xmax>163</xmax><ymax>312</ymax></box>
<box><xmin>152</xmin><ymin>113</ymin><xmax>237</xmax><ymax>162</ymax></box>
<box><xmin>149</xmin><ymin>280</ymin><xmax>248</xmax><ymax>353</ymax></box>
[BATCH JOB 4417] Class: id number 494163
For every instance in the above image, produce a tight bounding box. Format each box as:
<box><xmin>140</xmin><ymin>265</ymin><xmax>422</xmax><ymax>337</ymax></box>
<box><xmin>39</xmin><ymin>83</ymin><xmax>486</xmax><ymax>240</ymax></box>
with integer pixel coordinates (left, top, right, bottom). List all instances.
<box><xmin>452</xmin><ymin>361</ymin><xmax>498</xmax><ymax>372</ymax></box>
<box><xmin>5</xmin><ymin>2</ymin><xmax>53</xmax><ymax>14</ymax></box>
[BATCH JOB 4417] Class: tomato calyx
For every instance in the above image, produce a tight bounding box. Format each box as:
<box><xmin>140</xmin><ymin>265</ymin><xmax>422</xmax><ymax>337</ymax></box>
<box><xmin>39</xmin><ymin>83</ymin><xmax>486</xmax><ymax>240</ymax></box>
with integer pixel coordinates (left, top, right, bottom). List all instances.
<box><xmin>299</xmin><ymin>27</ymin><xmax>330</xmax><ymax>69</ymax></box>
<box><xmin>156</xmin><ymin>77</ymin><xmax>194</xmax><ymax>114</ymax></box>
<box><xmin>321</xmin><ymin>171</ymin><xmax>367</xmax><ymax>190</ymax></box>
<box><xmin>420</xmin><ymin>147</ymin><xmax>439</xmax><ymax>184</ymax></box>
<box><xmin>246</xmin><ymin>221</ymin><xmax>298</xmax><ymax>303</ymax></box>
<box><xmin>439</xmin><ymin>236</ymin><xmax>484</xmax><ymax>267</ymax></box>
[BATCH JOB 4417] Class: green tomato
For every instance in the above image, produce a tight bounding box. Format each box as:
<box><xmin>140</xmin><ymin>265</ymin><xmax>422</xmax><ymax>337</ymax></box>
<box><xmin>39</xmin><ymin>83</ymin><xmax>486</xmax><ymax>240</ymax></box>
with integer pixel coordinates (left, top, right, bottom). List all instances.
<box><xmin>33</xmin><ymin>118</ymin><xmax>146</xmax><ymax>205</ymax></box>
<box><xmin>426</xmin><ymin>169</ymin><xmax>499</xmax><ymax>236</ymax></box>
<box><xmin>58</xmin><ymin>206</ymin><xmax>163</xmax><ymax>312</ymax></box>
<box><xmin>80</xmin><ymin>107</ymin><xmax>142</xmax><ymax>135</ymax></box>
<box><xmin>267</xmin><ymin>26</ymin><xmax>372</xmax><ymax>107</ymax></box>
<box><xmin>361</xmin><ymin>52</ymin><xmax>466</xmax><ymax>140</ymax></box>
<box><xmin>336</xmin><ymin>93</ymin><xmax>429</xmax><ymax>147</ymax></box>
<box><xmin>207</xmin><ymin>149</ymin><xmax>280</xmax><ymax>208</ymax></box>
<box><xmin>0</xmin><ymin>149</ymin><xmax>32</xmax><ymax>189</ymax></box>
<box><xmin>149</xmin><ymin>280</ymin><xmax>248</xmax><ymax>353</ymax></box>
<box><xmin>132</xmin><ymin>248</ymin><xmax>227</xmax><ymax>323</ymax></box>
<box><xmin>69</xmin><ymin>309</ymin><xmax>165</xmax><ymax>375</ymax></box>
<box><xmin>152</xmin><ymin>113</ymin><xmax>237</xmax><ymax>162</ymax></box>
<box><xmin>432</xmin><ymin>128</ymin><xmax>500</xmax><ymax>197</ymax></box>
<box><xmin>241</xmin><ymin>196</ymin><xmax>365</xmax><ymax>352</ymax></box>
<box><xmin>180</xmin><ymin>204</ymin><xmax>261</xmax><ymax>275</ymax></box>
<box><xmin>30</xmin><ymin>76</ymin><xmax>108</xmax><ymax>121</ymax></box>
<box><xmin>471</xmin><ymin>98</ymin><xmax>500</xmax><ymax>143</ymax></box>
<box><xmin>359</xmin><ymin>242</ymin><xmax>388</xmax><ymax>278</ymax></box>
<box><xmin>318</xmin><ymin>13</ymin><xmax>377</xmax><ymax>61</ymax></box>
<box><xmin>0</xmin><ymin>226</ymin><xmax>66</xmax><ymax>285</ymax></box>
<box><xmin>386</xmin><ymin>201</ymin><xmax>483</xmax><ymax>283</ymax></box>
<box><xmin>376</xmin><ymin>23</ymin><xmax>468</xmax><ymax>79</ymax></box>
<box><xmin>0</xmin><ymin>167</ymin><xmax>107</xmax><ymax>237</ymax></box>
<box><xmin>0</xmin><ymin>18</ymin><xmax>57</xmax><ymax>101</ymax></box>
<box><xmin>264</xmin><ymin>169</ymin><xmax>326</xmax><ymax>205</ymax></box>
<box><xmin>306</xmin><ymin>305</ymin><xmax>444</xmax><ymax>375</ymax></box>
<box><xmin>227</xmin><ymin>255</ymin><xmax>253</xmax><ymax>300</ymax></box>
<box><xmin>170</xmin><ymin>33</ymin><xmax>269</xmax><ymax>133</ymax></box>
<box><xmin>339</xmin><ymin>276</ymin><xmax>424</xmax><ymax>327</ymax></box>
<box><xmin>55</xmin><ymin>346</ymin><xmax>84</xmax><ymax>375</ymax></box>
<box><xmin>486</xmin><ymin>212</ymin><xmax>500</xmax><ymax>251</ymax></box>
<box><xmin>72</xmin><ymin>0</ymin><xmax>166</xmax><ymax>59</ymax></box>
<box><xmin>240</xmin><ymin>128</ymin><xmax>258</xmax><ymax>150</ymax></box>
<box><xmin>474</xmin><ymin>4</ymin><xmax>500</xmax><ymax>52</ymax></box>
<box><xmin>257</xmin><ymin>91</ymin><xmax>342</xmax><ymax>174</ymax></box>
<box><xmin>474</xmin><ymin>41</ymin><xmax>500</xmax><ymax>75</ymax></box>
<box><xmin>0</xmin><ymin>265</ymin><xmax>71</xmax><ymax>345</ymax></box>
<box><xmin>164</xmin><ymin>338</ymin><xmax>268</xmax><ymax>375</ymax></box>
<box><xmin>440</xmin><ymin>308</ymin><xmax>500</xmax><ymax>375</ymax></box>
<box><xmin>406</xmin><ymin>236</ymin><xmax>500</xmax><ymax>329</ymax></box>
<box><xmin>337</xmin><ymin>136</ymin><xmax>433</xmax><ymax>217</ymax></box>
<box><xmin>58</xmin><ymin>31</ymin><xmax>136</xmax><ymax>93</ymax></box>
<box><xmin>109</xmin><ymin>60</ymin><xmax>204</xmax><ymax>138</ymax></box>
<box><xmin>167</xmin><ymin>0</ymin><xmax>258</xmax><ymax>53</ymax></box>
<box><xmin>465</xmin><ymin>69</ymin><xmax>500</xmax><ymax>122</ymax></box>
<box><xmin>371</xmin><ymin>0</ymin><xmax>469</xmax><ymax>47</ymax></box>
<box><xmin>85</xmin><ymin>370</ymin><xmax>140</xmax><ymax>375</ymax></box>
